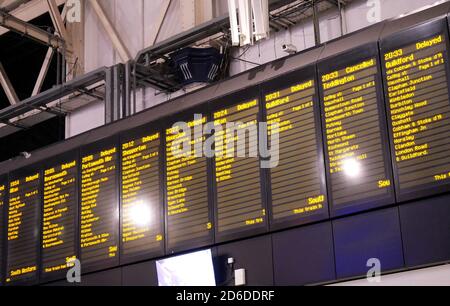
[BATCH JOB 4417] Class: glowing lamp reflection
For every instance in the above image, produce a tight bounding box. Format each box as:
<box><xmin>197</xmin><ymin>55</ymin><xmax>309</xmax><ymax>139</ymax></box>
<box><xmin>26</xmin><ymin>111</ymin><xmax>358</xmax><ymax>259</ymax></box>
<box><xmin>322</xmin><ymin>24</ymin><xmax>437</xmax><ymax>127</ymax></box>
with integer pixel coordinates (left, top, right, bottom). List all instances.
<box><xmin>129</xmin><ymin>202</ymin><xmax>151</xmax><ymax>227</ymax></box>
<box><xmin>341</xmin><ymin>158</ymin><xmax>361</xmax><ymax>178</ymax></box>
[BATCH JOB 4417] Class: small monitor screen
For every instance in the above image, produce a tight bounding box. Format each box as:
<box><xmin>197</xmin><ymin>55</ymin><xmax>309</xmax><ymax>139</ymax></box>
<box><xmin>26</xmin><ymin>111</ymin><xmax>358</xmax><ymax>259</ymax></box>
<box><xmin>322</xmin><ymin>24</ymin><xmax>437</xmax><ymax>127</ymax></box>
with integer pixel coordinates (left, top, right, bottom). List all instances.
<box><xmin>156</xmin><ymin>249</ymin><xmax>216</xmax><ymax>286</ymax></box>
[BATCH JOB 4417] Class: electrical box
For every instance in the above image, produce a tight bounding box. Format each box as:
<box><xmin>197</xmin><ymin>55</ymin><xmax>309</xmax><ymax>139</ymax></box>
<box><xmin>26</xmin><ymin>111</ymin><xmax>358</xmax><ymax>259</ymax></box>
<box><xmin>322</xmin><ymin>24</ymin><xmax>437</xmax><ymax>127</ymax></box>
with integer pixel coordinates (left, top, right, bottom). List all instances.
<box><xmin>234</xmin><ymin>269</ymin><xmax>246</xmax><ymax>286</ymax></box>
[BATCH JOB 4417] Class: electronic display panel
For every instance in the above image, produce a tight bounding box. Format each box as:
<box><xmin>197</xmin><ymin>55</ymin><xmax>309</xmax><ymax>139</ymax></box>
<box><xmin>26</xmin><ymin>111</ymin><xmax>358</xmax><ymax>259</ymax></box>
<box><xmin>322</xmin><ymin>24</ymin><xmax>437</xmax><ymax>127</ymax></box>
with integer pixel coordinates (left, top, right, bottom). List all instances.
<box><xmin>262</xmin><ymin>66</ymin><xmax>329</xmax><ymax>229</ymax></box>
<box><xmin>0</xmin><ymin>177</ymin><xmax>6</xmax><ymax>285</ymax></box>
<box><xmin>381</xmin><ymin>19</ymin><xmax>450</xmax><ymax>202</ymax></box>
<box><xmin>41</xmin><ymin>154</ymin><xmax>78</xmax><ymax>282</ymax></box>
<box><xmin>120</xmin><ymin>126</ymin><xmax>164</xmax><ymax>263</ymax></box>
<box><xmin>211</xmin><ymin>89</ymin><xmax>267</xmax><ymax>242</ymax></box>
<box><xmin>80</xmin><ymin>138</ymin><xmax>119</xmax><ymax>272</ymax></box>
<box><xmin>156</xmin><ymin>249</ymin><xmax>216</xmax><ymax>286</ymax></box>
<box><xmin>6</xmin><ymin>168</ymin><xmax>40</xmax><ymax>284</ymax></box>
<box><xmin>318</xmin><ymin>44</ymin><xmax>395</xmax><ymax>216</ymax></box>
<box><xmin>165</xmin><ymin>109</ymin><xmax>214</xmax><ymax>253</ymax></box>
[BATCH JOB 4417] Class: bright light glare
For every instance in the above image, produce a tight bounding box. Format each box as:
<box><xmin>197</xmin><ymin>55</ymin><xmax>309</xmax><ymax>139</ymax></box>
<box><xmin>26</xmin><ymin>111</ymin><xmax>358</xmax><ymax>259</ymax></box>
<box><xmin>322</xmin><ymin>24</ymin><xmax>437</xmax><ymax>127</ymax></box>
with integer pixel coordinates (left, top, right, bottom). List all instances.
<box><xmin>341</xmin><ymin>158</ymin><xmax>361</xmax><ymax>178</ymax></box>
<box><xmin>128</xmin><ymin>202</ymin><xmax>151</xmax><ymax>227</ymax></box>
<box><xmin>157</xmin><ymin>249</ymin><xmax>216</xmax><ymax>286</ymax></box>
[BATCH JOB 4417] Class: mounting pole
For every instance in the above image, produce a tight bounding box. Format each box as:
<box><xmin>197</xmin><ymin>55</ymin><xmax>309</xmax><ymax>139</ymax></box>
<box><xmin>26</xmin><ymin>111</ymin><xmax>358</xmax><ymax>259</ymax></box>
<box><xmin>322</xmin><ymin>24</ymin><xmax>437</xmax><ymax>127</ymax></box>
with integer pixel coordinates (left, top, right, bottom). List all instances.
<box><xmin>312</xmin><ymin>0</ymin><xmax>321</xmax><ymax>46</ymax></box>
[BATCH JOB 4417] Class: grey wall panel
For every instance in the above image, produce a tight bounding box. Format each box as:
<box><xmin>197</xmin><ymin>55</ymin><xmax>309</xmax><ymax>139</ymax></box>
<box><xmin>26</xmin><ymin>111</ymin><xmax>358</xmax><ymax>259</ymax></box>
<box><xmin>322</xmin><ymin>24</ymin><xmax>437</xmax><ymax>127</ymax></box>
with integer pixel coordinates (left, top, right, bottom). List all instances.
<box><xmin>79</xmin><ymin>268</ymin><xmax>122</xmax><ymax>286</ymax></box>
<box><xmin>400</xmin><ymin>194</ymin><xmax>450</xmax><ymax>268</ymax></box>
<box><xmin>42</xmin><ymin>279</ymin><xmax>78</xmax><ymax>286</ymax></box>
<box><xmin>216</xmin><ymin>236</ymin><xmax>274</xmax><ymax>286</ymax></box>
<box><xmin>272</xmin><ymin>222</ymin><xmax>336</xmax><ymax>286</ymax></box>
<box><xmin>333</xmin><ymin>207</ymin><xmax>405</xmax><ymax>279</ymax></box>
<box><xmin>122</xmin><ymin>261</ymin><xmax>158</xmax><ymax>286</ymax></box>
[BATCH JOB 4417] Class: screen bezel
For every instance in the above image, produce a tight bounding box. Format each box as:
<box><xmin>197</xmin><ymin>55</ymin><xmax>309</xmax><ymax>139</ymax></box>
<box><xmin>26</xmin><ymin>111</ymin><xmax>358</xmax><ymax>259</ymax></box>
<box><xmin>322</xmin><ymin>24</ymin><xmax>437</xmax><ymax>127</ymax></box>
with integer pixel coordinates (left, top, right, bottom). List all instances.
<box><xmin>208</xmin><ymin>86</ymin><xmax>269</xmax><ymax>243</ymax></box>
<box><xmin>0</xmin><ymin>174</ymin><xmax>7</xmax><ymax>286</ymax></box>
<box><xmin>79</xmin><ymin>136</ymin><xmax>121</xmax><ymax>274</ymax></box>
<box><xmin>5</xmin><ymin>164</ymin><xmax>41</xmax><ymax>286</ymax></box>
<box><xmin>317</xmin><ymin>42</ymin><xmax>396</xmax><ymax>217</ymax></box>
<box><xmin>162</xmin><ymin>106</ymin><xmax>215</xmax><ymax>255</ymax></box>
<box><xmin>39</xmin><ymin>151</ymin><xmax>80</xmax><ymax>283</ymax></box>
<box><xmin>260</xmin><ymin>64</ymin><xmax>330</xmax><ymax>231</ymax></box>
<box><xmin>119</xmin><ymin>121</ymin><xmax>166</xmax><ymax>265</ymax></box>
<box><xmin>380</xmin><ymin>17</ymin><xmax>450</xmax><ymax>203</ymax></box>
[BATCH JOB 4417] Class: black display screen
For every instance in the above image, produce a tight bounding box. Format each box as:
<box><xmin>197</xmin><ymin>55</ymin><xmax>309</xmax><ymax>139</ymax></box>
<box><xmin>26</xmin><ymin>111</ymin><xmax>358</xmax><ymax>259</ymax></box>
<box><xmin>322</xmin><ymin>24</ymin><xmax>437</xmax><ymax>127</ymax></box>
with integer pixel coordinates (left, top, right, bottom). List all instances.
<box><xmin>6</xmin><ymin>170</ymin><xmax>40</xmax><ymax>284</ymax></box>
<box><xmin>212</xmin><ymin>95</ymin><xmax>266</xmax><ymax>241</ymax></box>
<box><xmin>263</xmin><ymin>67</ymin><xmax>329</xmax><ymax>228</ymax></box>
<box><xmin>318</xmin><ymin>44</ymin><xmax>395</xmax><ymax>216</ymax></box>
<box><xmin>120</xmin><ymin>129</ymin><xmax>164</xmax><ymax>263</ymax></box>
<box><xmin>41</xmin><ymin>156</ymin><xmax>78</xmax><ymax>280</ymax></box>
<box><xmin>381</xmin><ymin>19</ymin><xmax>450</xmax><ymax>202</ymax></box>
<box><xmin>0</xmin><ymin>179</ymin><xmax>6</xmax><ymax>284</ymax></box>
<box><xmin>165</xmin><ymin>113</ymin><xmax>213</xmax><ymax>253</ymax></box>
<box><xmin>80</xmin><ymin>140</ymin><xmax>119</xmax><ymax>271</ymax></box>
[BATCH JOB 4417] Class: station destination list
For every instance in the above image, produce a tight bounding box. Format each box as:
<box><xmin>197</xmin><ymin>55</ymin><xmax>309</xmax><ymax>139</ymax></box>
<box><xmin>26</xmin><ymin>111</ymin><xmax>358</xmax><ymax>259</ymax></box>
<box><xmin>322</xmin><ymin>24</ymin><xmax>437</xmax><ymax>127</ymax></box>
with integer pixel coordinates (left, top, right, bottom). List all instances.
<box><xmin>166</xmin><ymin>116</ymin><xmax>212</xmax><ymax>250</ymax></box>
<box><xmin>321</xmin><ymin>58</ymin><xmax>393</xmax><ymax>206</ymax></box>
<box><xmin>213</xmin><ymin>99</ymin><xmax>265</xmax><ymax>236</ymax></box>
<box><xmin>121</xmin><ymin>132</ymin><xmax>163</xmax><ymax>258</ymax></box>
<box><xmin>265</xmin><ymin>80</ymin><xmax>326</xmax><ymax>221</ymax></box>
<box><xmin>42</xmin><ymin>160</ymin><xmax>77</xmax><ymax>276</ymax></box>
<box><xmin>6</xmin><ymin>173</ymin><xmax>40</xmax><ymax>283</ymax></box>
<box><xmin>383</xmin><ymin>34</ymin><xmax>450</xmax><ymax>190</ymax></box>
<box><xmin>81</xmin><ymin>147</ymin><xmax>119</xmax><ymax>267</ymax></box>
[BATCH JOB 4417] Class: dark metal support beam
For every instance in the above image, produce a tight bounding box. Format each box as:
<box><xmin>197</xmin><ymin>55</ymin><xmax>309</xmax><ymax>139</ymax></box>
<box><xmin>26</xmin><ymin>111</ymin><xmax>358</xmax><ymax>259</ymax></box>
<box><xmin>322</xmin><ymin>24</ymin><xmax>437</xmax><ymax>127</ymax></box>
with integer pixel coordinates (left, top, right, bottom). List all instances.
<box><xmin>133</xmin><ymin>0</ymin><xmax>324</xmax><ymax>93</ymax></box>
<box><xmin>105</xmin><ymin>64</ymin><xmax>127</xmax><ymax>124</ymax></box>
<box><xmin>76</xmin><ymin>88</ymin><xmax>104</xmax><ymax>101</ymax></box>
<box><xmin>27</xmin><ymin>104</ymin><xmax>67</xmax><ymax>117</ymax></box>
<box><xmin>104</xmin><ymin>67</ymin><xmax>114</xmax><ymax>124</ymax></box>
<box><xmin>312</xmin><ymin>0</ymin><xmax>321</xmax><ymax>46</ymax></box>
<box><xmin>0</xmin><ymin>9</ymin><xmax>66</xmax><ymax>50</ymax></box>
<box><xmin>0</xmin><ymin>119</ymin><xmax>27</xmax><ymax>130</ymax></box>
<box><xmin>0</xmin><ymin>67</ymin><xmax>108</xmax><ymax>122</ymax></box>
<box><xmin>124</xmin><ymin>61</ymin><xmax>132</xmax><ymax>118</ymax></box>
<box><xmin>337</xmin><ymin>0</ymin><xmax>345</xmax><ymax>36</ymax></box>
<box><xmin>326</xmin><ymin>0</ymin><xmax>347</xmax><ymax>8</ymax></box>
<box><xmin>134</xmin><ymin>0</ymin><xmax>300</xmax><ymax>64</ymax></box>
<box><xmin>112</xmin><ymin>65</ymin><xmax>121</xmax><ymax>122</ymax></box>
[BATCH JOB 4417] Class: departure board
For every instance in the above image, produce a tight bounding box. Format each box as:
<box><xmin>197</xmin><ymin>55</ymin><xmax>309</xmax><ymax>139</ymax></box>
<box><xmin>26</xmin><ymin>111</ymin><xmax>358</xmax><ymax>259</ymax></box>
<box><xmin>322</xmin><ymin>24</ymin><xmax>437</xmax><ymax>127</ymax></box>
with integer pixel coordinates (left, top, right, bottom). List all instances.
<box><xmin>80</xmin><ymin>142</ymin><xmax>119</xmax><ymax>271</ymax></box>
<box><xmin>41</xmin><ymin>157</ymin><xmax>77</xmax><ymax>280</ymax></box>
<box><xmin>121</xmin><ymin>129</ymin><xmax>164</xmax><ymax>262</ymax></box>
<box><xmin>263</xmin><ymin>69</ymin><xmax>328</xmax><ymax>228</ymax></box>
<box><xmin>0</xmin><ymin>179</ymin><xmax>6</xmax><ymax>284</ymax></box>
<box><xmin>213</xmin><ymin>96</ymin><xmax>266</xmax><ymax>241</ymax></box>
<box><xmin>6</xmin><ymin>171</ymin><xmax>40</xmax><ymax>284</ymax></box>
<box><xmin>381</xmin><ymin>20</ymin><xmax>450</xmax><ymax>201</ymax></box>
<box><xmin>165</xmin><ymin>114</ymin><xmax>213</xmax><ymax>252</ymax></box>
<box><xmin>319</xmin><ymin>45</ymin><xmax>395</xmax><ymax>215</ymax></box>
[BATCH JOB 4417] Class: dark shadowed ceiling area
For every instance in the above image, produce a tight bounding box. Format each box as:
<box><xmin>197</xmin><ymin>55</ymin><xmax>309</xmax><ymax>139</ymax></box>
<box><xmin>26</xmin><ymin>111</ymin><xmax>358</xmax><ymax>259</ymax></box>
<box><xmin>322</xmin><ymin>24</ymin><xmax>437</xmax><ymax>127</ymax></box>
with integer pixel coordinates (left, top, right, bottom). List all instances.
<box><xmin>0</xmin><ymin>10</ymin><xmax>65</xmax><ymax>162</ymax></box>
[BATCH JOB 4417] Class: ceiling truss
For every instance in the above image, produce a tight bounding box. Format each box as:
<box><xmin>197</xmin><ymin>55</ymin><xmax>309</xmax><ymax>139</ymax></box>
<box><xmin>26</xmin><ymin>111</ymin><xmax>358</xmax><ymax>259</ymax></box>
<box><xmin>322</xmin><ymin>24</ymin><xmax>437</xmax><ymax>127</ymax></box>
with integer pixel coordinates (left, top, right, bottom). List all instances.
<box><xmin>0</xmin><ymin>0</ymin><xmax>351</xmax><ymax>138</ymax></box>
